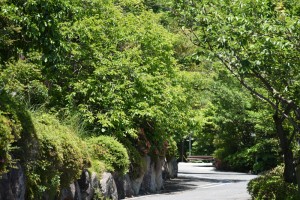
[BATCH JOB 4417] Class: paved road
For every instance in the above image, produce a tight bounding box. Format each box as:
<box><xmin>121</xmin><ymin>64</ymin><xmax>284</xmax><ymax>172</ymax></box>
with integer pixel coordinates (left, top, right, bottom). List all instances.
<box><xmin>130</xmin><ymin>162</ymin><xmax>257</xmax><ymax>200</ymax></box>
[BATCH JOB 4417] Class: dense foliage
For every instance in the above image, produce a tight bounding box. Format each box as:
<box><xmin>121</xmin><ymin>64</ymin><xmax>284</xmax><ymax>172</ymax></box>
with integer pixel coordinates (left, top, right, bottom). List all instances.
<box><xmin>0</xmin><ymin>92</ymin><xmax>24</xmax><ymax>174</ymax></box>
<box><xmin>87</xmin><ymin>136</ymin><xmax>129</xmax><ymax>175</ymax></box>
<box><xmin>27</xmin><ymin>112</ymin><xmax>90</xmax><ymax>199</ymax></box>
<box><xmin>173</xmin><ymin>0</ymin><xmax>300</xmax><ymax>189</ymax></box>
<box><xmin>1</xmin><ymin>0</ymin><xmax>299</xmax><ymax>198</ymax></box>
<box><xmin>248</xmin><ymin>165</ymin><xmax>298</xmax><ymax>200</ymax></box>
<box><xmin>0</xmin><ymin>91</ymin><xmax>37</xmax><ymax>175</ymax></box>
<box><xmin>0</xmin><ymin>0</ymin><xmax>190</xmax><ymax>197</ymax></box>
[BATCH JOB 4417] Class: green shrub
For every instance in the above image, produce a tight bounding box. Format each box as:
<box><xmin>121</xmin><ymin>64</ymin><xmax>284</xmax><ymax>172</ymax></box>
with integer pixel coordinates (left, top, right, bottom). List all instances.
<box><xmin>166</xmin><ymin>137</ymin><xmax>178</xmax><ymax>161</ymax></box>
<box><xmin>0</xmin><ymin>91</ymin><xmax>35</xmax><ymax>174</ymax></box>
<box><xmin>247</xmin><ymin>165</ymin><xmax>298</xmax><ymax>200</ymax></box>
<box><xmin>0</xmin><ymin>59</ymin><xmax>48</xmax><ymax>105</ymax></box>
<box><xmin>121</xmin><ymin>137</ymin><xmax>146</xmax><ymax>179</ymax></box>
<box><xmin>224</xmin><ymin>149</ymin><xmax>254</xmax><ymax>172</ymax></box>
<box><xmin>0</xmin><ymin>113</ymin><xmax>19</xmax><ymax>174</ymax></box>
<box><xmin>215</xmin><ymin>139</ymin><xmax>280</xmax><ymax>173</ymax></box>
<box><xmin>213</xmin><ymin>147</ymin><xmax>230</xmax><ymax>170</ymax></box>
<box><xmin>251</xmin><ymin>139</ymin><xmax>280</xmax><ymax>173</ymax></box>
<box><xmin>87</xmin><ymin>135</ymin><xmax>130</xmax><ymax>175</ymax></box>
<box><xmin>26</xmin><ymin>112</ymin><xmax>90</xmax><ymax>199</ymax></box>
<box><xmin>89</xmin><ymin>159</ymin><xmax>106</xmax><ymax>177</ymax></box>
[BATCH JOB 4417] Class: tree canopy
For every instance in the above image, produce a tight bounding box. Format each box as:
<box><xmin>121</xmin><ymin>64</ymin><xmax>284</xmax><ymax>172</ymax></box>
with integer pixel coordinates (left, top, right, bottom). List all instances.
<box><xmin>1</xmin><ymin>0</ymin><xmax>299</xmax><ymax>198</ymax></box>
<box><xmin>173</xmin><ymin>0</ymin><xmax>300</xmax><ymax>183</ymax></box>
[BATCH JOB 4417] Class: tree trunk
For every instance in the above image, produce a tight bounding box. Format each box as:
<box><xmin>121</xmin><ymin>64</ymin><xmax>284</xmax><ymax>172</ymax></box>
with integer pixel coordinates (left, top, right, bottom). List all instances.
<box><xmin>178</xmin><ymin>140</ymin><xmax>185</xmax><ymax>162</ymax></box>
<box><xmin>273</xmin><ymin>113</ymin><xmax>296</xmax><ymax>183</ymax></box>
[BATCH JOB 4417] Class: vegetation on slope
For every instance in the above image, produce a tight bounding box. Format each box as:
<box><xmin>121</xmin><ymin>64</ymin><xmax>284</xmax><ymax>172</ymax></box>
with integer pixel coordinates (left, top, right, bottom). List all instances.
<box><xmin>1</xmin><ymin>0</ymin><xmax>299</xmax><ymax>199</ymax></box>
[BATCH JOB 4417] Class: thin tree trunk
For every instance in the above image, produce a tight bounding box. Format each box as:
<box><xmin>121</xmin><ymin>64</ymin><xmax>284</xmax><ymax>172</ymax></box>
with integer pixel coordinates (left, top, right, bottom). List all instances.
<box><xmin>273</xmin><ymin>113</ymin><xmax>296</xmax><ymax>183</ymax></box>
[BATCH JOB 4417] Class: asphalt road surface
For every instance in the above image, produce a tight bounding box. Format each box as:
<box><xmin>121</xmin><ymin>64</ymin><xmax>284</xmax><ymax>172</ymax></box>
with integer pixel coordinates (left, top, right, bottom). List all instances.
<box><xmin>129</xmin><ymin>162</ymin><xmax>257</xmax><ymax>200</ymax></box>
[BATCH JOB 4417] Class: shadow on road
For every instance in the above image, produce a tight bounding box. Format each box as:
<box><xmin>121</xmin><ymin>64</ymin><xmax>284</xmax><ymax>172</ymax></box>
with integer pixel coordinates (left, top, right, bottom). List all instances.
<box><xmin>189</xmin><ymin>163</ymin><xmax>213</xmax><ymax>167</ymax></box>
<box><xmin>161</xmin><ymin>175</ymin><xmax>247</xmax><ymax>195</ymax></box>
<box><xmin>162</xmin><ymin>177</ymin><xmax>199</xmax><ymax>193</ymax></box>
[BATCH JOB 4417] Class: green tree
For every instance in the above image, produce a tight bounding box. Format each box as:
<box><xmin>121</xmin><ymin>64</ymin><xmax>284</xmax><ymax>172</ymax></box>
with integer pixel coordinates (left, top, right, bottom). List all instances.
<box><xmin>174</xmin><ymin>0</ymin><xmax>300</xmax><ymax>184</ymax></box>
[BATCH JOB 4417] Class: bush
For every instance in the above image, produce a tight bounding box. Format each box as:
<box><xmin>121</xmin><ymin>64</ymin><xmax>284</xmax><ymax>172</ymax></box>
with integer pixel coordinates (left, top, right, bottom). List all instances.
<box><xmin>213</xmin><ymin>147</ymin><xmax>231</xmax><ymax>170</ymax></box>
<box><xmin>26</xmin><ymin>112</ymin><xmax>90</xmax><ymax>199</ymax></box>
<box><xmin>247</xmin><ymin>165</ymin><xmax>298</xmax><ymax>200</ymax></box>
<box><xmin>224</xmin><ymin>149</ymin><xmax>254</xmax><ymax>172</ymax></box>
<box><xmin>215</xmin><ymin>139</ymin><xmax>280</xmax><ymax>173</ymax></box>
<box><xmin>0</xmin><ymin>91</ymin><xmax>36</xmax><ymax>174</ymax></box>
<box><xmin>166</xmin><ymin>137</ymin><xmax>178</xmax><ymax>161</ymax></box>
<box><xmin>251</xmin><ymin>139</ymin><xmax>280</xmax><ymax>173</ymax></box>
<box><xmin>0</xmin><ymin>59</ymin><xmax>48</xmax><ymax>105</ymax></box>
<box><xmin>87</xmin><ymin>135</ymin><xmax>130</xmax><ymax>175</ymax></box>
<box><xmin>0</xmin><ymin>114</ymin><xmax>19</xmax><ymax>174</ymax></box>
<box><xmin>121</xmin><ymin>137</ymin><xmax>146</xmax><ymax>179</ymax></box>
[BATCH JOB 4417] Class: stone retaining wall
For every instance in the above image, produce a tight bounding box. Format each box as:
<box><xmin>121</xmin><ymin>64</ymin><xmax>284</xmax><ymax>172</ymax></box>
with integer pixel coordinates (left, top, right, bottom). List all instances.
<box><xmin>0</xmin><ymin>156</ymin><xmax>178</xmax><ymax>200</ymax></box>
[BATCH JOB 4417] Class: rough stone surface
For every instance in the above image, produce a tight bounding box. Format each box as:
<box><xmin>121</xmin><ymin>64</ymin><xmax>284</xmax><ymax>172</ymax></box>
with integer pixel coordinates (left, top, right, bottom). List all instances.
<box><xmin>0</xmin><ymin>163</ymin><xmax>26</xmax><ymax>200</ymax></box>
<box><xmin>74</xmin><ymin>182</ymin><xmax>82</xmax><ymax>200</ymax></box>
<box><xmin>154</xmin><ymin>158</ymin><xmax>164</xmax><ymax>190</ymax></box>
<box><xmin>149</xmin><ymin>163</ymin><xmax>156</xmax><ymax>192</ymax></box>
<box><xmin>164</xmin><ymin>157</ymin><xmax>178</xmax><ymax>179</ymax></box>
<box><xmin>172</xmin><ymin>158</ymin><xmax>179</xmax><ymax>177</ymax></box>
<box><xmin>100</xmin><ymin>172</ymin><xmax>118</xmax><ymax>200</ymax></box>
<box><xmin>60</xmin><ymin>170</ymin><xmax>118</xmax><ymax>200</ymax></box>
<box><xmin>123</xmin><ymin>174</ymin><xmax>134</xmax><ymax>197</ymax></box>
<box><xmin>140</xmin><ymin>156</ymin><xmax>164</xmax><ymax>194</ymax></box>
<box><xmin>113</xmin><ymin>173</ymin><xmax>133</xmax><ymax>199</ymax></box>
<box><xmin>112</xmin><ymin>174</ymin><xmax>125</xmax><ymax>199</ymax></box>
<box><xmin>0</xmin><ymin>156</ymin><xmax>169</xmax><ymax>200</ymax></box>
<box><xmin>77</xmin><ymin>169</ymin><xmax>92</xmax><ymax>200</ymax></box>
<box><xmin>131</xmin><ymin>173</ymin><xmax>145</xmax><ymax>195</ymax></box>
<box><xmin>90</xmin><ymin>172</ymin><xmax>100</xmax><ymax>199</ymax></box>
<box><xmin>140</xmin><ymin>156</ymin><xmax>151</xmax><ymax>194</ymax></box>
<box><xmin>60</xmin><ymin>183</ymin><xmax>76</xmax><ymax>200</ymax></box>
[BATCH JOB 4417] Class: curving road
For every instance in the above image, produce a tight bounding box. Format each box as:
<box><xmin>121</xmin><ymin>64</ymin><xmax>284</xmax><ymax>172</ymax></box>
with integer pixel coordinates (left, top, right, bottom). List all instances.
<box><xmin>129</xmin><ymin>162</ymin><xmax>257</xmax><ymax>200</ymax></box>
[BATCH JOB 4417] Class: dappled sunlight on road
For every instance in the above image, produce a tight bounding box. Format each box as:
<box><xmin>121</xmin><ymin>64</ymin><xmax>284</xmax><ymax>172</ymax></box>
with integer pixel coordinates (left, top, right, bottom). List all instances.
<box><xmin>128</xmin><ymin>162</ymin><xmax>257</xmax><ymax>200</ymax></box>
